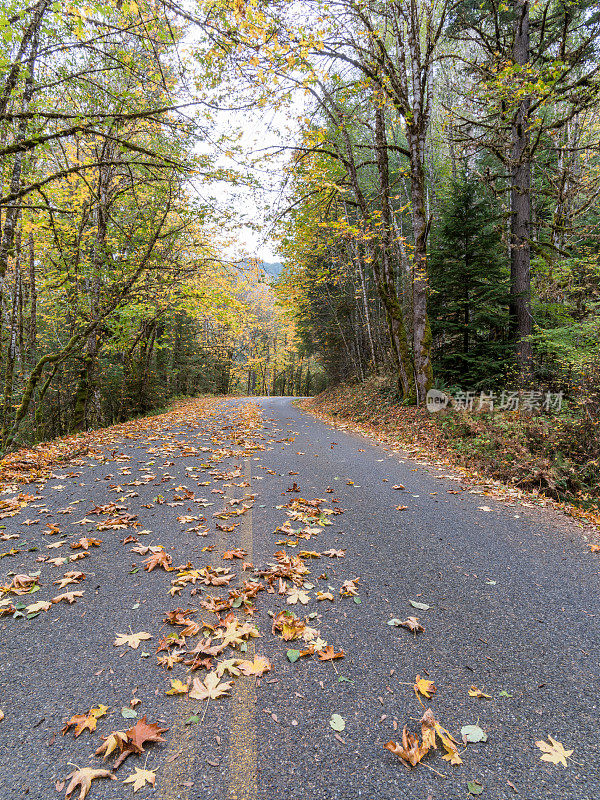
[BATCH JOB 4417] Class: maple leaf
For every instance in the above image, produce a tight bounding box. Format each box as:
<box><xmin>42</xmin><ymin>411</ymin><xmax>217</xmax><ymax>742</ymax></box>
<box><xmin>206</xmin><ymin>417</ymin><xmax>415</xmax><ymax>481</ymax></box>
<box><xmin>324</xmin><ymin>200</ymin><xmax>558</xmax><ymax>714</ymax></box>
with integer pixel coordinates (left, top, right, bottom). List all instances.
<box><xmin>62</xmin><ymin>705</ymin><xmax>108</xmax><ymax>737</ymax></box>
<box><xmin>164</xmin><ymin>607</ymin><xmax>196</xmax><ymax>625</ymax></box>
<box><xmin>189</xmin><ymin>670</ymin><xmax>233</xmax><ymax>700</ymax></box>
<box><xmin>385</xmin><ymin>728</ymin><xmax>428</xmax><ymax>768</ymax></box>
<box><xmin>287</xmin><ymin>587</ymin><xmax>310</xmax><ymax>605</ymax></box>
<box><xmin>52</xmin><ymin>590</ymin><xmax>84</xmax><ymax>604</ymax></box>
<box><xmin>113</xmin><ymin>717</ymin><xmax>168</xmax><ymax>768</ymax></box>
<box><xmin>114</xmin><ymin>631</ymin><xmax>152</xmax><ymax>649</ymax></box>
<box><xmin>53</xmin><ymin>571</ymin><xmax>85</xmax><ymax>589</ymax></box>
<box><xmin>143</xmin><ymin>549</ymin><xmax>172</xmax><ymax>571</ymax></box>
<box><xmin>433</xmin><ymin>718</ymin><xmax>462</xmax><ymax>765</ymax></box>
<box><xmin>70</xmin><ymin>537</ymin><xmax>102</xmax><ymax>550</ymax></box>
<box><xmin>215</xmin><ymin>618</ymin><xmax>260</xmax><ymax>648</ymax></box>
<box><xmin>414</xmin><ymin>675</ymin><xmax>436</xmax><ymax>701</ymax></box>
<box><xmin>238</xmin><ymin>655</ymin><xmax>272</xmax><ymax>676</ymax></box>
<box><xmin>199</xmin><ymin>595</ymin><xmax>231</xmax><ymax>613</ymax></box>
<box><xmin>187</xmin><ymin>636</ymin><xmax>225</xmax><ymax>657</ymax></box>
<box><xmin>64</xmin><ymin>767</ymin><xmax>115</xmax><ymax>799</ymax></box>
<box><xmin>223</xmin><ymin>548</ymin><xmax>247</xmax><ymax>559</ymax></box>
<box><xmin>535</xmin><ymin>736</ymin><xmax>573</xmax><ymax>767</ymax></box>
<box><xmin>317</xmin><ymin>646</ymin><xmax>344</xmax><ymax>661</ymax></box>
<box><xmin>339</xmin><ymin>578</ymin><xmax>360</xmax><ymax>596</ymax></box>
<box><xmin>166</xmin><ymin>679</ymin><xmax>189</xmax><ymax>695</ymax></box>
<box><xmin>420</xmin><ymin>708</ymin><xmax>437</xmax><ymax>752</ymax></box>
<box><xmin>25</xmin><ymin>600</ymin><xmax>52</xmax><ymax>614</ymax></box>
<box><xmin>395</xmin><ymin>616</ymin><xmax>424</xmax><ymax>634</ymax></box>
<box><xmin>123</xmin><ymin>767</ymin><xmax>156</xmax><ymax>792</ymax></box>
<box><xmin>95</xmin><ymin>731</ymin><xmax>129</xmax><ymax>760</ymax></box>
<box><xmin>215</xmin><ymin>658</ymin><xmax>241</xmax><ymax>677</ymax></box>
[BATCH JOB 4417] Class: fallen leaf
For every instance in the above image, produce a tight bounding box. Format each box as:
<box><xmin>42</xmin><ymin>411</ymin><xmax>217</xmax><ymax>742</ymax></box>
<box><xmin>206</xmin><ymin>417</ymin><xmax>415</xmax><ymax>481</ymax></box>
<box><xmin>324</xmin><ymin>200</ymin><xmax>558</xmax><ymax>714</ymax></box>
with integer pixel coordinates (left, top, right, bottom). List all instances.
<box><xmin>461</xmin><ymin>724</ymin><xmax>488</xmax><ymax>743</ymax></box>
<box><xmin>467</xmin><ymin>780</ymin><xmax>484</xmax><ymax>795</ymax></box>
<box><xmin>189</xmin><ymin>671</ymin><xmax>233</xmax><ymax>700</ymax></box>
<box><xmin>286</xmin><ymin>587</ymin><xmax>310</xmax><ymax>605</ymax></box>
<box><xmin>114</xmin><ymin>631</ymin><xmax>152</xmax><ymax>649</ymax></box>
<box><xmin>385</xmin><ymin>729</ymin><xmax>427</xmax><ymax>768</ymax></box>
<box><xmin>123</xmin><ymin>767</ymin><xmax>156</xmax><ymax>792</ymax></box>
<box><xmin>64</xmin><ymin>767</ymin><xmax>116</xmax><ymax>799</ymax></box>
<box><xmin>388</xmin><ymin>616</ymin><xmax>424</xmax><ymax>634</ymax></box>
<box><xmin>52</xmin><ymin>590</ymin><xmax>84</xmax><ymax>604</ymax></box>
<box><xmin>468</xmin><ymin>685</ymin><xmax>491</xmax><ymax>700</ymax></box>
<box><xmin>317</xmin><ymin>646</ymin><xmax>344</xmax><ymax>661</ymax></box>
<box><xmin>238</xmin><ymin>655</ymin><xmax>272</xmax><ymax>676</ymax></box>
<box><xmin>409</xmin><ymin>600</ymin><xmax>431</xmax><ymax>611</ymax></box>
<box><xmin>95</xmin><ymin>731</ymin><xmax>129</xmax><ymax>761</ymax></box>
<box><xmin>535</xmin><ymin>736</ymin><xmax>573</xmax><ymax>767</ymax></box>
<box><xmin>62</xmin><ymin>705</ymin><xmax>108</xmax><ymax>737</ymax></box>
<box><xmin>142</xmin><ymin>549</ymin><xmax>172</xmax><ymax>571</ymax></box>
<box><xmin>316</xmin><ymin>590</ymin><xmax>334</xmax><ymax>601</ymax></box>
<box><xmin>166</xmin><ymin>679</ymin><xmax>189</xmax><ymax>695</ymax></box>
<box><xmin>25</xmin><ymin>600</ymin><xmax>52</xmax><ymax>614</ymax></box>
<box><xmin>329</xmin><ymin>713</ymin><xmax>345</xmax><ymax>732</ymax></box>
<box><xmin>414</xmin><ymin>675</ymin><xmax>436</xmax><ymax>700</ymax></box>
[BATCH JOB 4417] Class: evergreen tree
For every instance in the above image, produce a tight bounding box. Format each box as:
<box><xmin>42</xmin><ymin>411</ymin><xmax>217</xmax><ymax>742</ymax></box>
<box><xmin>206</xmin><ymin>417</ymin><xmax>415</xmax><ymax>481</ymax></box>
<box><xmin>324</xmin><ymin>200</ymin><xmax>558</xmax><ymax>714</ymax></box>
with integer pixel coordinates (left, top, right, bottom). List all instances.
<box><xmin>429</xmin><ymin>177</ymin><xmax>512</xmax><ymax>389</ymax></box>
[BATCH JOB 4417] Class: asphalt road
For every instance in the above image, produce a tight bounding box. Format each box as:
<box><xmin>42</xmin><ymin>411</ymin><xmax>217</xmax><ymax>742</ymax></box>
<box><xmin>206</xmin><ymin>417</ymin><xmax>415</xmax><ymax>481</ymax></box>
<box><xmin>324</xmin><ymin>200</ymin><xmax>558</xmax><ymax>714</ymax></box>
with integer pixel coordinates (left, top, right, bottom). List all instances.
<box><xmin>0</xmin><ymin>396</ymin><xmax>598</xmax><ymax>800</ymax></box>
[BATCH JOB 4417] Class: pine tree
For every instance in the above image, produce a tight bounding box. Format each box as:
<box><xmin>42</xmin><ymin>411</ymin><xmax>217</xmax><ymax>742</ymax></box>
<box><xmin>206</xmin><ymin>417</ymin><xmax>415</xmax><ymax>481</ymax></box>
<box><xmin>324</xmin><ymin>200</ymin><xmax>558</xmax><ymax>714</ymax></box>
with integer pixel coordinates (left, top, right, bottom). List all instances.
<box><xmin>429</xmin><ymin>177</ymin><xmax>512</xmax><ymax>389</ymax></box>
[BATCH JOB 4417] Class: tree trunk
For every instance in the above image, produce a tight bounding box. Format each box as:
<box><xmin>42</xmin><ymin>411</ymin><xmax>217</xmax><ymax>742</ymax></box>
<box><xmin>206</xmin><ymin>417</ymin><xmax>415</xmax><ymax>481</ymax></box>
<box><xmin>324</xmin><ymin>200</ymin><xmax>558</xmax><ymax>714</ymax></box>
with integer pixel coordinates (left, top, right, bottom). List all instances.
<box><xmin>374</xmin><ymin>106</ymin><xmax>417</xmax><ymax>400</ymax></box>
<box><xmin>0</xmin><ymin>236</ymin><xmax>21</xmax><ymax>443</ymax></box>
<box><xmin>509</xmin><ymin>0</ymin><xmax>533</xmax><ymax>381</ymax></box>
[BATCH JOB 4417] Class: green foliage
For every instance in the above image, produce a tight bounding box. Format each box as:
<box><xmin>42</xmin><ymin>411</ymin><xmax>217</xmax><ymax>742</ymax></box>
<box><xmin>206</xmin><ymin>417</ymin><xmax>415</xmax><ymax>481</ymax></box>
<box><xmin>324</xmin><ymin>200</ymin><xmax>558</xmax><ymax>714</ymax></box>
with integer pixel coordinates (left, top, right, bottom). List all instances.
<box><xmin>429</xmin><ymin>176</ymin><xmax>512</xmax><ymax>389</ymax></box>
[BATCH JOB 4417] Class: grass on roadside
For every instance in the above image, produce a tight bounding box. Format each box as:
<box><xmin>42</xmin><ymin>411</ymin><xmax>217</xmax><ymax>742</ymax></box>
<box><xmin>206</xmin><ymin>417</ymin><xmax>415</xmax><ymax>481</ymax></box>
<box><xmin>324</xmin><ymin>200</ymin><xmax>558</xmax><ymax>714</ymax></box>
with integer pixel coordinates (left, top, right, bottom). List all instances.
<box><xmin>301</xmin><ymin>377</ymin><xmax>600</xmax><ymax>522</ymax></box>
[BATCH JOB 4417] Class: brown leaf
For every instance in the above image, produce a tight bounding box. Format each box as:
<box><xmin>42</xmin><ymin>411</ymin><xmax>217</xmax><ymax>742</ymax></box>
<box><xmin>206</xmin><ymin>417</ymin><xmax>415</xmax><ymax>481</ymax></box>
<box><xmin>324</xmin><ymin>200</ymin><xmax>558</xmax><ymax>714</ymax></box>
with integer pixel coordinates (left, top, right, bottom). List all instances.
<box><xmin>64</xmin><ymin>767</ymin><xmax>115</xmax><ymax>799</ymax></box>
<box><xmin>399</xmin><ymin>616</ymin><xmax>424</xmax><ymax>634</ymax></box>
<box><xmin>384</xmin><ymin>727</ymin><xmax>428</xmax><ymax>768</ymax></box>
<box><xmin>61</xmin><ymin>705</ymin><xmax>108</xmax><ymax>737</ymax></box>
<box><xmin>317</xmin><ymin>646</ymin><xmax>344</xmax><ymax>661</ymax></box>
<box><xmin>143</xmin><ymin>549</ymin><xmax>172</xmax><ymax>572</ymax></box>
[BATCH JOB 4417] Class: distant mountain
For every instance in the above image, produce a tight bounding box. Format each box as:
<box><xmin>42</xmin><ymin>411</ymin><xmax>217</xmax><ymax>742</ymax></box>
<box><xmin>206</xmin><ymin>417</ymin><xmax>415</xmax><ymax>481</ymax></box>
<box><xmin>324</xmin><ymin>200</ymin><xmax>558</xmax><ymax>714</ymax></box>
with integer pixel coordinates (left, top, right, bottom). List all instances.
<box><xmin>262</xmin><ymin>261</ymin><xmax>283</xmax><ymax>277</ymax></box>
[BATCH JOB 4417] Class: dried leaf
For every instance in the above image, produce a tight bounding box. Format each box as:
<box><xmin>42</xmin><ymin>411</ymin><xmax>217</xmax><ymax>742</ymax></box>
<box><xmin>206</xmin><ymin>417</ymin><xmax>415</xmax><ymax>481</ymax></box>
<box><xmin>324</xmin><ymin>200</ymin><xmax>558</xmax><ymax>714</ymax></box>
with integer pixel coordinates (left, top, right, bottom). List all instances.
<box><xmin>64</xmin><ymin>767</ymin><xmax>115</xmax><ymax>799</ymax></box>
<box><xmin>62</xmin><ymin>705</ymin><xmax>108</xmax><ymax>737</ymax></box>
<box><xmin>189</xmin><ymin>671</ymin><xmax>233</xmax><ymax>700</ymax></box>
<box><xmin>114</xmin><ymin>631</ymin><xmax>152</xmax><ymax>649</ymax></box>
<box><xmin>123</xmin><ymin>767</ymin><xmax>156</xmax><ymax>792</ymax></box>
<box><xmin>238</xmin><ymin>655</ymin><xmax>272</xmax><ymax>676</ymax></box>
<box><xmin>535</xmin><ymin>736</ymin><xmax>573</xmax><ymax>767</ymax></box>
<box><xmin>414</xmin><ymin>675</ymin><xmax>436</xmax><ymax>700</ymax></box>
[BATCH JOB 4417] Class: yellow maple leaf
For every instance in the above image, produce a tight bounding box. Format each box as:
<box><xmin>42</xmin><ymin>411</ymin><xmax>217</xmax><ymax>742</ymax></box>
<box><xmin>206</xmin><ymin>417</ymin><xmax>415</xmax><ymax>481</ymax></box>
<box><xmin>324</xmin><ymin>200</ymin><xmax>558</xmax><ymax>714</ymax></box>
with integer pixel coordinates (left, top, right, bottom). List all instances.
<box><xmin>123</xmin><ymin>767</ymin><xmax>156</xmax><ymax>791</ymax></box>
<box><xmin>414</xmin><ymin>674</ymin><xmax>436</xmax><ymax>702</ymax></box>
<box><xmin>536</xmin><ymin>736</ymin><xmax>573</xmax><ymax>767</ymax></box>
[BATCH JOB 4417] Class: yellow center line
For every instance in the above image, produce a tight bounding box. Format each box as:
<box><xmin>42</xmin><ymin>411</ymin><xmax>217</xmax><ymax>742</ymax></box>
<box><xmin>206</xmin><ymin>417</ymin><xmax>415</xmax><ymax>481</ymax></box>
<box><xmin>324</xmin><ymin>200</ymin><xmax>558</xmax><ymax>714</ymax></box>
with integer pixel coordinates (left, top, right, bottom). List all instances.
<box><xmin>161</xmin><ymin>458</ymin><xmax>232</xmax><ymax>798</ymax></box>
<box><xmin>228</xmin><ymin>457</ymin><xmax>258</xmax><ymax>800</ymax></box>
<box><xmin>162</xmin><ymin>416</ymin><xmax>258</xmax><ymax>799</ymax></box>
